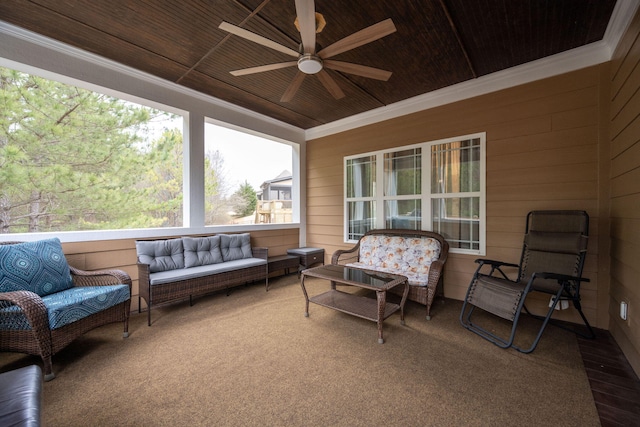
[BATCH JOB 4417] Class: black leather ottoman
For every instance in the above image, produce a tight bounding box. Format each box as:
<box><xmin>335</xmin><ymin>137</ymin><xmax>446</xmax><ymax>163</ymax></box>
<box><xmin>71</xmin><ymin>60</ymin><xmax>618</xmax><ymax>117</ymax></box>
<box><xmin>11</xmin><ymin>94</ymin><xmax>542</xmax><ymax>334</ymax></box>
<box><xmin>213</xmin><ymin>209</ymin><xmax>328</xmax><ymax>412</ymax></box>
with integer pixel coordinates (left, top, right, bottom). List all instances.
<box><xmin>0</xmin><ymin>365</ymin><xmax>42</xmax><ymax>426</ymax></box>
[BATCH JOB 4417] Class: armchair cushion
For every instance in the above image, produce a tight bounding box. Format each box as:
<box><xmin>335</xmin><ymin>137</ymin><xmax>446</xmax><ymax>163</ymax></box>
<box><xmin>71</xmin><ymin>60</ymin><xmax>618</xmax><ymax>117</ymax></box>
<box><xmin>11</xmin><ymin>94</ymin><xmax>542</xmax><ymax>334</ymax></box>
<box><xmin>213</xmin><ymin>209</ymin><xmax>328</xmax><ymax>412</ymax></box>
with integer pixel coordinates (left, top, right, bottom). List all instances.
<box><xmin>136</xmin><ymin>239</ymin><xmax>184</xmax><ymax>273</ymax></box>
<box><xmin>183</xmin><ymin>236</ymin><xmax>223</xmax><ymax>267</ymax></box>
<box><xmin>0</xmin><ymin>284</ymin><xmax>130</xmax><ymax>330</ymax></box>
<box><xmin>0</xmin><ymin>238</ymin><xmax>73</xmax><ymax>297</ymax></box>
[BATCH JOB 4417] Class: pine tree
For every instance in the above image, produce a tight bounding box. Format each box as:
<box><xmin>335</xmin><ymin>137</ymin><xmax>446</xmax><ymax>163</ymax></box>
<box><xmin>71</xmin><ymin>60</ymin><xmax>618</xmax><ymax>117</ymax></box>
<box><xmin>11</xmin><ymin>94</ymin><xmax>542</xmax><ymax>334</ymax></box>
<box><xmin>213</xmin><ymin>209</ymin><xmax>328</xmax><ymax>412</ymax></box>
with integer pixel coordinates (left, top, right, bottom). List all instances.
<box><xmin>231</xmin><ymin>181</ymin><xmax>257</xmax><ymax>218</ymax></box>
<box><xmin>0</xmin><ymin>67</ymin><xmax>162</xmax><ymax>232</ymax></box>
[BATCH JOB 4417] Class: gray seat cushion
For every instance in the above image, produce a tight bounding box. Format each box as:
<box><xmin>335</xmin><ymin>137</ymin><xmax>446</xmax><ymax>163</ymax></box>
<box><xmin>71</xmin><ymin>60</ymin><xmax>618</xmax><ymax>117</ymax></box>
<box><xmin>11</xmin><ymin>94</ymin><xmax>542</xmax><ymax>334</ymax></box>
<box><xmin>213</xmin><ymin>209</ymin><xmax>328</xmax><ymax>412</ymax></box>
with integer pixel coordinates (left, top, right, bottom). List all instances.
<box><xmin>149</xmin><ymin>258</ymin><xmax>267</xmax><ymax>286</ymax></box>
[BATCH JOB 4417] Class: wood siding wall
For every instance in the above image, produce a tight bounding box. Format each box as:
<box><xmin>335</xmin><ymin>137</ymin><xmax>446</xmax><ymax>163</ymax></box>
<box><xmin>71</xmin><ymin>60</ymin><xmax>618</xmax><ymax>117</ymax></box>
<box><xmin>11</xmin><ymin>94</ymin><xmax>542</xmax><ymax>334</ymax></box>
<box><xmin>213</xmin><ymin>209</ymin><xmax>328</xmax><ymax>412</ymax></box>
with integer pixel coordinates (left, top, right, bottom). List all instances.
<box><xmin>60</xmin><ymin>228</ymin><xmax>300</xmax><ymax>312</ymax></box>
<box><xmin>306</xmin><ymin>64</ymin><xmax>610</xmax><ymax>331</ymax></box>
<box><xmin>608</xmin><ymin>11</ymin><xmax>640</xmax><ymax>374</ymax></box>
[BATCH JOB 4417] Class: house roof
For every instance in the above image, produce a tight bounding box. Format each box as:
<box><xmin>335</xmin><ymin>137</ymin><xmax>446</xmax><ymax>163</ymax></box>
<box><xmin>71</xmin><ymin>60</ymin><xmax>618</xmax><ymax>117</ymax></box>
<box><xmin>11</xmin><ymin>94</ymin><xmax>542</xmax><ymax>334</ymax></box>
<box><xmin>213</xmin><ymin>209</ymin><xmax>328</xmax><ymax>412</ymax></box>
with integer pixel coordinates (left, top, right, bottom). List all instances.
<box><xmin>0</xmin><ymin>0</ymin><xmax>629</xmax><ymax>132</ymax></box>
<box><xmin>261</xmin><ymin>170</ymin><xmax>293</xmax><ymax>188</ymax></box>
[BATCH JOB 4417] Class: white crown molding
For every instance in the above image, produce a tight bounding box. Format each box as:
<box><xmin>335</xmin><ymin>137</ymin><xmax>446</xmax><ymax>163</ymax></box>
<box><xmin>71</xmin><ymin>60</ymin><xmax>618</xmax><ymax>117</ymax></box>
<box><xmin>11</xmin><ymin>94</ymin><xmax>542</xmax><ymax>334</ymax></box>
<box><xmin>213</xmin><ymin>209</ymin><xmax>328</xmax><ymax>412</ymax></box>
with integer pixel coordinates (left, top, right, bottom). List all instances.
<box><xmin>603</xmin><ymin>0</ymin><xmax>639</xmax><ymax>51</ymax></box>
<box><xmin>305</xmin><ymin>0</ymin><xmax>639</xmax><ymax>141</ymax></box>
<box><xmin>305</xmin><ymin>41</ymin><xmax>611</xmax><ymax>140</ymax></box>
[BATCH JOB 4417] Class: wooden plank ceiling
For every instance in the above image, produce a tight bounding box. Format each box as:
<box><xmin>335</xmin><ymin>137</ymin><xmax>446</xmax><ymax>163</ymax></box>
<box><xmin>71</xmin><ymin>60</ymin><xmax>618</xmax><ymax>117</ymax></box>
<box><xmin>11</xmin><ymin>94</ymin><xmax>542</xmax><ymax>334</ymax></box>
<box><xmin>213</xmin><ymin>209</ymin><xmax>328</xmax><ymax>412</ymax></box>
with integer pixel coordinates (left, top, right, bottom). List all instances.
<box><xmin>0</xmin><ymin>0</ymin><xmax>617</xmax><ymax>129</ymax></box>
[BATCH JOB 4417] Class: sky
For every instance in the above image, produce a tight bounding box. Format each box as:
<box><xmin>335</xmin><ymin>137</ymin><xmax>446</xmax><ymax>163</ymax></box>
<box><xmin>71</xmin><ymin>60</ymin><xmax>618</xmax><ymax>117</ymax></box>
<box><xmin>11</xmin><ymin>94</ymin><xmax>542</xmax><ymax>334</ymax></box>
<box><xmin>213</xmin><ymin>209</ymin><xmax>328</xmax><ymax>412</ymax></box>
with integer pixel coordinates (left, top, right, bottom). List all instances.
<box><xmin>147</xmin><ymin>114</ymin><xmax>292</xmax><ymax>194</ymax></box>
<box><xmin>204</xmin><ymin>123</ymin><xmax>292</xmax><ymax>192</ymax></box>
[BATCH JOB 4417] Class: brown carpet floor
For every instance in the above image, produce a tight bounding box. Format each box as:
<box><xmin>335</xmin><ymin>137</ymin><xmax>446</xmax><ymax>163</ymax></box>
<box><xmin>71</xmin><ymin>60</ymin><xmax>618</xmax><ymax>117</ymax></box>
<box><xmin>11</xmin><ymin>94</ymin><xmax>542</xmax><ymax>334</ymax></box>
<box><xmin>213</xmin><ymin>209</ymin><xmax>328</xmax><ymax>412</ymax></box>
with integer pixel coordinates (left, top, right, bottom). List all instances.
<box><xmin>1</xmin><ymin>274</ymin><xmax>600</xmax><ymax>426</ymax></box>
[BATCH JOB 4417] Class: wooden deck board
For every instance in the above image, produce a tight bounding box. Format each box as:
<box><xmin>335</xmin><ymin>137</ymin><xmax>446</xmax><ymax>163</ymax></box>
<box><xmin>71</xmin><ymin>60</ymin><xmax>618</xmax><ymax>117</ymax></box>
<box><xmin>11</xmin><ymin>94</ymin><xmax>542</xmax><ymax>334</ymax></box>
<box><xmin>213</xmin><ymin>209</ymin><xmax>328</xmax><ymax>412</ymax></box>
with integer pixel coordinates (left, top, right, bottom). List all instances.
<box><xmin>578</xmin><ymin>330</ymin><xmax>640</xmax><ymax>426</ymax></box>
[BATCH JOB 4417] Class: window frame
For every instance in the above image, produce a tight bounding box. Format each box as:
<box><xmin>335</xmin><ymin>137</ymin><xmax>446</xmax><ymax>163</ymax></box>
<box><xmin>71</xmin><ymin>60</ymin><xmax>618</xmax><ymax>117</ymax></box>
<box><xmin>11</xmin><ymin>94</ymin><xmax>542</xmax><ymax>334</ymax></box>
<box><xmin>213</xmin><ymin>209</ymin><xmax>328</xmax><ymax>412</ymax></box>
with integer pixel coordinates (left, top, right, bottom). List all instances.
<box><xmin>344</xmin><ymin>132</ymin><xmax>486</xmax><ymax>255</ymax></box>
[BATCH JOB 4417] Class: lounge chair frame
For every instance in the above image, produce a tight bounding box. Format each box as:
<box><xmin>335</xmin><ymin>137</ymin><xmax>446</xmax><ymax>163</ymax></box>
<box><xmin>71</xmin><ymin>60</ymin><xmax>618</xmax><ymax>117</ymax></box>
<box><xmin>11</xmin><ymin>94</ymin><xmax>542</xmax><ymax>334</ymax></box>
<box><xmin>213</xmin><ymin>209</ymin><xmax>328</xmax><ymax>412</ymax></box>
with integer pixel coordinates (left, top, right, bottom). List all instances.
<box><xmin>459</xmin><ymin>210</ymin><xmax>595</xmax><ymax>353</ymax></box>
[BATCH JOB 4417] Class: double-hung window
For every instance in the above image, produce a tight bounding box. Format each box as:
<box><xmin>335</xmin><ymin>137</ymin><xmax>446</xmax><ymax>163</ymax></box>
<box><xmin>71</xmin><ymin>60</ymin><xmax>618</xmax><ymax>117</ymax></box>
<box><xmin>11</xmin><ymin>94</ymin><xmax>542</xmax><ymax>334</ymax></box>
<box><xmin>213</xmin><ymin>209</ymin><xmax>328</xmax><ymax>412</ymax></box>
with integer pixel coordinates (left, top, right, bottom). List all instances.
<box><xmin>345</xmin><ymin>155</ymin><xmax>376</xmax><ymax>241</ymax></box>
<box><xmin>344</xmin><ymin>133</ymin><xmax>485</xmax><ymax>255</ymax></box>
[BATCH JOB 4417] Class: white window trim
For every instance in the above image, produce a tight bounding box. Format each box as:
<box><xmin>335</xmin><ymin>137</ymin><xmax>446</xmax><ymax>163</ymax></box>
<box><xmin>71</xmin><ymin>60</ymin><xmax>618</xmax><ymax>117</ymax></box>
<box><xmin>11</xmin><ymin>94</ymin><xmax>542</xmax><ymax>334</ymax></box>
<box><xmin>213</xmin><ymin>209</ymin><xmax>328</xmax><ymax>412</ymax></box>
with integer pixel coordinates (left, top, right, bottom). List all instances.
<box><xmin>344</xmin><ymin>132</ymin><xmax>486</xmax><ymax>255</ymax></box>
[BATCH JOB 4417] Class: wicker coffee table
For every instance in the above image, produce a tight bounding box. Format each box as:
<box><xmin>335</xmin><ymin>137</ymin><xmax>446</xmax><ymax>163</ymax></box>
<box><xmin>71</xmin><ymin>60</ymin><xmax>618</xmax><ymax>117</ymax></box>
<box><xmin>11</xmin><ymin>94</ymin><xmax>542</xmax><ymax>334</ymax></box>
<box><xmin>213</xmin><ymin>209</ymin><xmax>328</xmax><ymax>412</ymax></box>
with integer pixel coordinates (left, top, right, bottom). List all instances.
<box><xmin>300</xmin><ymin>264</ymin><xmax>409</xmax><ymax>344</ymax></box>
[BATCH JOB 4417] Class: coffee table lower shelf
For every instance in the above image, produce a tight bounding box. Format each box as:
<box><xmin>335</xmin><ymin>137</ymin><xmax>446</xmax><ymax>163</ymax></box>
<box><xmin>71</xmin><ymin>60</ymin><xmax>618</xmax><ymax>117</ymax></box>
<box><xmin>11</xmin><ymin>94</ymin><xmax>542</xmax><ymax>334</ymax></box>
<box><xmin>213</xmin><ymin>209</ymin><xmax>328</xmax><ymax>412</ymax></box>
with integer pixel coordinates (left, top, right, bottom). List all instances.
<box><xmin>308</xmin><ymin>290</ymin><xmax>401</xmax><ymax>322</ymax></box>
<box><xmin>304</xmin><ymin>290</ymin><xmax>404</xmax><ymax>344</ymax></box>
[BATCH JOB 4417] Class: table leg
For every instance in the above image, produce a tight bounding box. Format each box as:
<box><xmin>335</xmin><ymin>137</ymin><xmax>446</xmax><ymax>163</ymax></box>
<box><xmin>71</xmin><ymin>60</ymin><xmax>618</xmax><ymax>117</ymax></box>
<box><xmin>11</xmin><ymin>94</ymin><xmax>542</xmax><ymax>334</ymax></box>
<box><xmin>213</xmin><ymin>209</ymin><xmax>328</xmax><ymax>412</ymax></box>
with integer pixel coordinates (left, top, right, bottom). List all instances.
<box><xmin>400</xmin><ymin>280</ymin><xmax>409</xmax><ymax>325</ymax></box>
<box><xmin>376</xmin><ymin>290</ymin><xmax>386</xmax><ymax>344</ymax></box>
<box><xmin>300</xmin><ymin>274</ymin><xmax>310</xmax><ymax>317</ymax></box>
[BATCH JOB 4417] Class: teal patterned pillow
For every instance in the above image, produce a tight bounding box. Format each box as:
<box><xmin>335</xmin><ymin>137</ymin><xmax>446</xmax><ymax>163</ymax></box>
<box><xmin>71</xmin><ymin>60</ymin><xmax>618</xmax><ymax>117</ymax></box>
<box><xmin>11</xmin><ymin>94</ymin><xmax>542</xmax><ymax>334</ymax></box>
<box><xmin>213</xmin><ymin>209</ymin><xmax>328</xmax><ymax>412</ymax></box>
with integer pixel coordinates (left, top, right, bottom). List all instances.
<box><xmin>0</xmin><ymin>238</ymin><xmax>73</xmax><ymax>297</ymax></box>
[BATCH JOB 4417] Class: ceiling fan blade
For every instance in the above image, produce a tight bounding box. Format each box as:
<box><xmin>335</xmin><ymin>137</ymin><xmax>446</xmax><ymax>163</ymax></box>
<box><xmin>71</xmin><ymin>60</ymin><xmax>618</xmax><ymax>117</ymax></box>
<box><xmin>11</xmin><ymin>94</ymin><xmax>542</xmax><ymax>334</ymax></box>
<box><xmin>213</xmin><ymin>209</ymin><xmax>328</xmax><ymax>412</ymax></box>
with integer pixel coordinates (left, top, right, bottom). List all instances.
<box><xmin>318</xmin><ymin>18</ymin><xmax>397</xmax><ymax>59</ymax></box>
<box><xmin>317</xmin><ymin>70</ymin><xmax>345</xmax><ymax>100</ymax></box>
<box><xmin>281</xmin><ymin>72</ymin><xmax>306</xmax><ymax>102</ymax></box>
<box><xmin>219</xmin><ymin>21</ymin><xmax>299</xmax><ymax>58</ymax></box>
<box><xmin>230</xmin><ymin>61</ymin><xmax>298</xmax><ymax>76</ymax></box>
<box><xmin>295</xmin><ymin>0</ymin><xmax>316</xmax><ymax>54</ymax></box>
<box><xmin>323</xmin><ymin>60</ymin><xmax>392</xmax><ymax>81</ymax></box>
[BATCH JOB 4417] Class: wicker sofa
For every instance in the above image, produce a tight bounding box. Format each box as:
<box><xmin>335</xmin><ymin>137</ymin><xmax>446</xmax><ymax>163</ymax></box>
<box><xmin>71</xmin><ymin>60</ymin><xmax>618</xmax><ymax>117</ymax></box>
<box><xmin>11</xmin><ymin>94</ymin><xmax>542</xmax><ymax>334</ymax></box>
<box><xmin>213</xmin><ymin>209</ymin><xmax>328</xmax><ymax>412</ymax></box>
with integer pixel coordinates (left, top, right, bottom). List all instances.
<box><xmin>0</xmin><ymin>238</ymin><xmax>132</xmax><ymax>381</ymax></box>
<box><xmin>136</xmin><ymin>233</ymin><xmax>268</xmax><ymax>326</ymax></box>
<box><xmin>332</xmin><ymin>229</ymin><xmax>449</xmax><ymax>320</ymax></box>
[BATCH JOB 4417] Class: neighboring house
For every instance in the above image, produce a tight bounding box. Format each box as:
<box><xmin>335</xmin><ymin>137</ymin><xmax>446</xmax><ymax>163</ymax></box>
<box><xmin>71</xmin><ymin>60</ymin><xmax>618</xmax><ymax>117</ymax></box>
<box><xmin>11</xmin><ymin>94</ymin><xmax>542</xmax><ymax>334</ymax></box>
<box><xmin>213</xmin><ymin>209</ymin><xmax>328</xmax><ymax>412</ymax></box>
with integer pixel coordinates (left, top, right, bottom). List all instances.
<box><xmin>255</xmin><ymin>170</ymin><xmax>292</xmax><ymax>224</ymax></box>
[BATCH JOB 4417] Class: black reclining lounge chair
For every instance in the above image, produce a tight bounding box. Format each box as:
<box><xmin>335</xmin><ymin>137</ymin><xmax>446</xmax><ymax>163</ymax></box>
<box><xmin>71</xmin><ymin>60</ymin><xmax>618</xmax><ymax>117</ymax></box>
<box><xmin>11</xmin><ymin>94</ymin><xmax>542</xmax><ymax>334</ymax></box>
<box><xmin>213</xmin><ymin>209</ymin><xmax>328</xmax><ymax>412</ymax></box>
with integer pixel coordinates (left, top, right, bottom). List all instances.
<box><xmin>459</xmin><ymin>210</ymin><xmax>595</xmax><ymax>353</ymax></box>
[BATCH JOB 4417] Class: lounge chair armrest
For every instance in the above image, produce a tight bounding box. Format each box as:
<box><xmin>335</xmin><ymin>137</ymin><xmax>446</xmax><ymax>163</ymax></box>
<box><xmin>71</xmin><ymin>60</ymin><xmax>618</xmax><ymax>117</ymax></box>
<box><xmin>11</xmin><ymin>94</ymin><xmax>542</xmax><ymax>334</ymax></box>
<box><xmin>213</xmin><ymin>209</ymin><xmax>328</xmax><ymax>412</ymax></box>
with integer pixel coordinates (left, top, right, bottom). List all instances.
<box><xmin>69</xmin><ymin>266</ymin><xmax>132</xmax><ymax>289</ymax></box>
<box><xmin>252</xmin><ymin>247</ymin><xmax>268</xmax><ymax>260</ymax></box>
<box><xmin>474</xmin><ymin>258</ymin><xmax>519</xmax><ymax>280</ymax></box>
<box><xmin>0</xmin><ymin>291</ymin><xmax>52</xmax><ymax>358</ymax></box>
<box><xmin>475</xmin><ymin>259</ymin><xmax>519</xmax><ymax>268</ymax></box>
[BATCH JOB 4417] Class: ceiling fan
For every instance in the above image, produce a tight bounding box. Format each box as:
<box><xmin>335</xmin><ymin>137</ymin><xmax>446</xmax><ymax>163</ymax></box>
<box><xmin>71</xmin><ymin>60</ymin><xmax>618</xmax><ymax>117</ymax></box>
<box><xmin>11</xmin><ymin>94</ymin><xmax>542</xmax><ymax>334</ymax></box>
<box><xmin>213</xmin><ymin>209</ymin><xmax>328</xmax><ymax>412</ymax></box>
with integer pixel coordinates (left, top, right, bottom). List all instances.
<box><xmin>218</xmin><ymin>0</ymin><xmax>396</xmax><ymax>102</ymax></box>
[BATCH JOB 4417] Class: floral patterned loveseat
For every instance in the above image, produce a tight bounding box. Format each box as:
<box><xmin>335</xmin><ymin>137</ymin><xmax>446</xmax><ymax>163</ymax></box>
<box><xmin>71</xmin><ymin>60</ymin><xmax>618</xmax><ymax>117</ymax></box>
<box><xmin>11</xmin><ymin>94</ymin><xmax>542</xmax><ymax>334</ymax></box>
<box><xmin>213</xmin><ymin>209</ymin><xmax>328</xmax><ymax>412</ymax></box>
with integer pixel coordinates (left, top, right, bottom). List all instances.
<box><xmin>332</xmin><ymin>229</ymin><xmax>449</xmax><ymax>320</ymax></box>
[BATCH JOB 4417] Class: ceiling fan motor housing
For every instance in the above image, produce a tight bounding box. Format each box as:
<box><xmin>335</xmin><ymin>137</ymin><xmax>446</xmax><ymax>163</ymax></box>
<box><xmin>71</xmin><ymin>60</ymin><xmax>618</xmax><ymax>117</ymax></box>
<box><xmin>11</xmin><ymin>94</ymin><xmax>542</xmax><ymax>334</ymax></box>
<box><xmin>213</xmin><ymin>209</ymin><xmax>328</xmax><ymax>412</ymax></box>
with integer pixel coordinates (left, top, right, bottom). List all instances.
<box><xmin>298</xmin><ymin>54</ymin><xmax>323</xmax><ymax>74</ymax></box>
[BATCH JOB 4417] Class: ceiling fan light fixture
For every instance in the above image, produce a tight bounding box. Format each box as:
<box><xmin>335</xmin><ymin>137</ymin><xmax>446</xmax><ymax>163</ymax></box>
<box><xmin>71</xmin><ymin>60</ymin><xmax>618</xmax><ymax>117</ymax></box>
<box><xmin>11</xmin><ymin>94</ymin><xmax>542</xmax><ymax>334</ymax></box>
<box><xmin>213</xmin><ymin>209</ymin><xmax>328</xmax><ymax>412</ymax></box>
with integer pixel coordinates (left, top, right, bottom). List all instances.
<box><xmin>298</xmin><ymin>54</ymin><xmax>323</xmax><ymax>74</ymax></box>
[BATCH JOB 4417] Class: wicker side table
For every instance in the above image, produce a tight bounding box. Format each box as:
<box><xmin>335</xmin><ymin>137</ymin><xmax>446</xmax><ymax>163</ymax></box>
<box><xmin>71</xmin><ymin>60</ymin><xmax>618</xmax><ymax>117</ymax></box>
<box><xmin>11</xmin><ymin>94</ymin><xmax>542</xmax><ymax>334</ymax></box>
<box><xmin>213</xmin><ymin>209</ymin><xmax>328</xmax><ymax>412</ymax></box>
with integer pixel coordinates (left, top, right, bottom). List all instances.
<box><xmin>287</xmin><ymin>247</ymin><xmax>325</xmax><ymax>275</ymax></box>
<box><xmin>266</xmin><ymin>254</ymin><xmax>300</xmax><ymax>290</ymax></box>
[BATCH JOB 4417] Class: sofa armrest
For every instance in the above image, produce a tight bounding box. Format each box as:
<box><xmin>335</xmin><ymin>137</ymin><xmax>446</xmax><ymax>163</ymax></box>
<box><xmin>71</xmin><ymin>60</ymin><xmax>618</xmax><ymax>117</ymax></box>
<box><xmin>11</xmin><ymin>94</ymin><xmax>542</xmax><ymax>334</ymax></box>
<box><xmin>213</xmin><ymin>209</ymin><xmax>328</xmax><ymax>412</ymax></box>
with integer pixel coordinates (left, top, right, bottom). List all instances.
<box><xmin>136</xmin><ymin>263</ymin><xmax>150</xmax><ymax>289</ymax></box>
<box><xmin>427</xmin><ymin>259</ymin><xmax>445</xmax><ymax>287</ymax></box>
<box><xmin>332</xmin><ymin>245</ymin><xmax>360</xmax><ymax>265</ymax></box>
<box><xmin>0</xmin><ymin>290</ymin><xmax>52</xmax><ymax>360</ymax></box>
<box><xmin>70</xmin><ymin>266</ymin><xmax>132</xmax><ymax>290</ymax></box>
<box><xmin>252</xmin><ymin>247</ymin><xmax>268</xmax><ymax>260</ymax></box>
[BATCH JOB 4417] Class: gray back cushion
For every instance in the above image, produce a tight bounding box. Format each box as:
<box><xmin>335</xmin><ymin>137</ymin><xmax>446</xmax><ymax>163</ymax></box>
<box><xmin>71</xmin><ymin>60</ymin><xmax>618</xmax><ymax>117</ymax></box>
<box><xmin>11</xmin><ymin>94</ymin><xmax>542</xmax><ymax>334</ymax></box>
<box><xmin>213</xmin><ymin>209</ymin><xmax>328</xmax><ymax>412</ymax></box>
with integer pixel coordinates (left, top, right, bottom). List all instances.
<box><xmin>183</xmin><ymin>236</ymin><xmax>223</xmax><ymax>268</ymax></box>
<box><xmin>136</xmin><ymin>239</ymin><xmax>184</xmax><ymax>273</ymax></box>
<box><xmin>220</xmin><ymin>233</ymin><xmax>252</xmax><ymax>261</ymax></box>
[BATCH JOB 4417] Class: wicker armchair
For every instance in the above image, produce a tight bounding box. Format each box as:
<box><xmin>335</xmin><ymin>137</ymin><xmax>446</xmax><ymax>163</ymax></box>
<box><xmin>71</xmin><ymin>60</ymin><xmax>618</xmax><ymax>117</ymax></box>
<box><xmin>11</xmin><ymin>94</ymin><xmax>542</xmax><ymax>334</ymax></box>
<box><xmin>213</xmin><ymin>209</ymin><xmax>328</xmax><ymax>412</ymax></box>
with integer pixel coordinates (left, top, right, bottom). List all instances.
<box><xmin>0</xmin><ymin>240</ymin><xmax>131</xmax><ymax>381</ymax></box>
